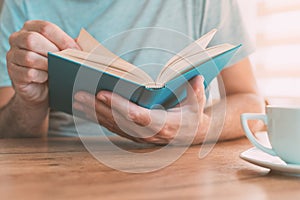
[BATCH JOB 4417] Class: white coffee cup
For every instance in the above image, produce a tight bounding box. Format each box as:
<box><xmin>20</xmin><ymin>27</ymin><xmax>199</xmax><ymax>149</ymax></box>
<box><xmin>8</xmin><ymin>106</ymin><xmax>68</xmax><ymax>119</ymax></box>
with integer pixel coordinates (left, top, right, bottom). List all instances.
<box><xmin>241</xmin><ymin>105</ymin><xmax>300</xmax><ymax>164</ymax></box>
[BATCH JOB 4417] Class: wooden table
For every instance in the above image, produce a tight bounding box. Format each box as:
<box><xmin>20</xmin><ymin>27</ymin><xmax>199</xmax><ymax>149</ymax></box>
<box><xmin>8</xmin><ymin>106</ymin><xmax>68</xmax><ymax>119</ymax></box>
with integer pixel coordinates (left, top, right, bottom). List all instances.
<box><xmin>0</xmin><ymin>136</ymin><xmax>299</xmax><ymax>200</ymax></box>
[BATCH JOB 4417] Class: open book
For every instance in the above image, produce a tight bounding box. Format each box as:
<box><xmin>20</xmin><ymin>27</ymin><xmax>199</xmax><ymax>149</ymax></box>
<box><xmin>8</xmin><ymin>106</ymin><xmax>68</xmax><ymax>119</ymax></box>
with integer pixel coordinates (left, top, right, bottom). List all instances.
<box><xmin>48</xmin><ymin>29</ymin><xmax>240</xmax><ymax>114</ymax></box>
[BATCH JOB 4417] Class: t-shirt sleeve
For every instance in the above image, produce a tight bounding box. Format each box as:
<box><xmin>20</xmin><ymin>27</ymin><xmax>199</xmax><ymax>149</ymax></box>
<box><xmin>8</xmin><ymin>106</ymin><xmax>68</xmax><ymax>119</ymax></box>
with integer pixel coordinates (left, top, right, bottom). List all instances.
<box><xmin>0</xmin><ymin>0</ymin><xmax>27</xmax><ymax>87</ymax></box>
<box><xmin>200</xmin><ymin>0</ymin><xmax>255</xmax><ymax>66</ymax></box>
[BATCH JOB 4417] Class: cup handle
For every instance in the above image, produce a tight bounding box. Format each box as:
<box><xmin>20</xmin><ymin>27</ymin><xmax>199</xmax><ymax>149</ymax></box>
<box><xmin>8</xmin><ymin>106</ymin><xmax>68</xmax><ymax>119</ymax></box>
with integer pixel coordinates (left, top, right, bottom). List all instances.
<box><xmin>241</xmin><ymin>113</ymin><xmax>277</xmax><ymax>156</ymax></box>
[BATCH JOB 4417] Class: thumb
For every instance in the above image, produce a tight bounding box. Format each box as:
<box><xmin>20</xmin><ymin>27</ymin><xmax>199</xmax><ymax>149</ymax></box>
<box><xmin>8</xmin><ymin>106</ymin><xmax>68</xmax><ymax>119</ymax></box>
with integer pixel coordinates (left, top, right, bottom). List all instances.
<box><xmin>74</xmin><ymin>38</ymin><xmax>83</xmax><ymax>50</ymax></box>
<box><xmin>183</xmin><ymin>75</ymin><xmax>206</xmax><ymax>108</ymax></box>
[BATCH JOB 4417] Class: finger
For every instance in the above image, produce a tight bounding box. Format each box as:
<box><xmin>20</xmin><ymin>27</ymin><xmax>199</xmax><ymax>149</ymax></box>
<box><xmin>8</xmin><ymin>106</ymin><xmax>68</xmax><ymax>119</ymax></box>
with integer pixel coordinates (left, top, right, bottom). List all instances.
<box><xmin>75</xmin><ymin>92</ymin><xmax>162</xmax><ymax>140</ymax></box>
<box><xmin>182</xmin><ymin>75</ymin><xmax>206</xmax><ymax>108</ymax></box>
<box><xmin>7</xmin><ymin>48</ymin><xmax>48</xmax><ymax>71</ymax></box>
<box><xmin>96</xmin><ymin>91</ymin><xmax>152</xmax><ymax>126</ymax></box>
<box><xmin>8</xmin><ymin>63</ymin><xmax>48</xmax><ymax>84</ymax></box>
<box><xmin>74</xmin><ymin>92</ymin><xmax>118</xmax><ymax>125</ymax></box>
<box><xmin>73</xmin><ymin>100</ymin><xmax>145</xmax><ymax>143</ymax></box>
<box><xmin>74</xmin><ymin>92</ymin><xmax>134</xmax><ymax>128</ymax></box>
<box><xmin>9</xmin><ymin>31</ymin><xmax>60</xmax><ymax>56</ymax></box>
<box><xmin>97</xmin><ymin>91</ymin><xmax>169</xmax><ymax>139</ymax></box>
<box><xmin>140</xmin><ymin>136</ymin><xmax>169</xmax><ymax>145</ymax></box>
<box><xmin>74</xmin><ymin>92</ymin><xmax>115</xmax><ymax>124</ymax></box>
<box><xmin>74</xmin><ymin>91</ymin><xmax>96</xmax><ymax>109</ymax></box>
<box><xmin>22</xmin><ymin>20</ymin><xmax>80</xmax><ymax>50</ymax></box>
<box><xmin>73</xmin><ymin>101</ymin><xmax>98</xmax><ymax>122</ymax></box>
<box><xmin>74</xmin><ymin>93</ymin><xmax>169</xmax><ymax>144</ymax></box>
<box><xmin>93</xmin><ymin>111</ymin><xmax>154</xmax><ymax>144</ymax></box>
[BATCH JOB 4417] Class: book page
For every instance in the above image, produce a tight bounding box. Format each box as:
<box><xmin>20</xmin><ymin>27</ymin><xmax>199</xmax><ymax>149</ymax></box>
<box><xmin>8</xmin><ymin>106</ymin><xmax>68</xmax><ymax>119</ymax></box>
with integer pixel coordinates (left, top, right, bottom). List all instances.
<box><xmin>54</xmin><ymin>51</ymin><xmax>151</xmax><ymax>85</ymax></box>
<box><xmin>55</xmin><ymin>49</ymin><xmax>153</xmax><ymax>84</ymax></box>
<box><xmin>77</xmin><ymin>29</ymin><xmax>117</xmax><ymax>58</ymax></box>
<box><xmin>156</xmin><ymin>43</ymin><xmax>235</xmax><ymax>84</ymax></box>
<box><xmin>162</xmin><ymin>29</ymin><xmax>217</xmax><ymax>70</ymax></box>
<box><xmin>74</xmin><ymin>29</ymin><xmax>154</xmax><ymax>85</ymax></box>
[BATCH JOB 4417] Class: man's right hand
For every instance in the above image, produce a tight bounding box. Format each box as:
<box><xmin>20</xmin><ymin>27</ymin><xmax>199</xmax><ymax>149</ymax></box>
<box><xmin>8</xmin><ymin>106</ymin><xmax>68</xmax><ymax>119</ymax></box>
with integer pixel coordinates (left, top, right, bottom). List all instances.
<box><xmin>6</xmin><ymin>20</ymin><xmax>79</xmax><ymax>108</ymax></box>
<box><xmin>1</xmin><ymin>20</ymin><xmax>80</xmax><ymax>137</ymax></box>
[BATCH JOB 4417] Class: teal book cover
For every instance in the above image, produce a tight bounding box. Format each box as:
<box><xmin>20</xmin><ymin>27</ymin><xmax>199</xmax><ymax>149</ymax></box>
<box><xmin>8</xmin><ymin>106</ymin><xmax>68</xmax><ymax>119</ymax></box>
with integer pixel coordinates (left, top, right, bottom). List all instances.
<box><xmin>48</xmin><ymin>45</ymin><xmax>240</xmax><ymax>115</ymax></box>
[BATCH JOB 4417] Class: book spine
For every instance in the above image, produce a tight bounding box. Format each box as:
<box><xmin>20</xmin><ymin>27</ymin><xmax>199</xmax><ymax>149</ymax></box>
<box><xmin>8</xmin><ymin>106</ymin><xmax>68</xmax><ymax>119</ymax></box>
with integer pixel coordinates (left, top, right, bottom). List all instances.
<box><xmin>136</xmin><ymin>85</ymin><xmax>187</xmax><ymax>109</ymax></box>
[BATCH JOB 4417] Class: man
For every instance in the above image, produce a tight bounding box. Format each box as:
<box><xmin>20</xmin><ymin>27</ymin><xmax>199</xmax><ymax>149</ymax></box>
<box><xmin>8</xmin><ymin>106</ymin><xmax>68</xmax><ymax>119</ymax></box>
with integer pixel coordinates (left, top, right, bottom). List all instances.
<box><xmin>0</xmin><ymin>0</ymin><xmax>264</xmax><ymax>144</ymax></box>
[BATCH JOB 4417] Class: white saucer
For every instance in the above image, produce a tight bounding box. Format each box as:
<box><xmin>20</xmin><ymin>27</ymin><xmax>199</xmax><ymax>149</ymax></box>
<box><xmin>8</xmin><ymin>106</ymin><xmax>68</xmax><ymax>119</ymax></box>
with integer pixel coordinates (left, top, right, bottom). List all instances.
<box><xmin>240</xmin><ymin>147</ymin><xmax>300</xmax><ymax>175</ymax></box>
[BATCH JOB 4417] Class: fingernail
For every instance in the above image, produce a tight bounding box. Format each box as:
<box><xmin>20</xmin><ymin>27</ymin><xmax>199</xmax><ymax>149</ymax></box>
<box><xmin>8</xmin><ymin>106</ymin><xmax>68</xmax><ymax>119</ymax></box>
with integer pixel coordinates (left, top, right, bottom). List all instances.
<box><xmin>199</xmin><ymin>75</ymin><xmax>204</xmax><ymax>83</ymax></box>
<box><xmin>98</xmin><ymin>95</ymin><xmax>107</xmax><ymax>103</ymax></box>
<box><xmin>128</xmin><ymin>110</ymin><xmax>136</xmax><ymax>121</ymax></box>
<box><xmin>75</xmin><ymin>93</ymin><xmax>85</xmax><ymax>102</ymax></box>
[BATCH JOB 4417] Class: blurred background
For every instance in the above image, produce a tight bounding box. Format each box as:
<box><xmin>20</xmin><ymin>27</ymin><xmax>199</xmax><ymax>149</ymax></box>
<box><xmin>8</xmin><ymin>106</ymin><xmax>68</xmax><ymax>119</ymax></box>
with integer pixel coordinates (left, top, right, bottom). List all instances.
<box><xmin>0</xmin><ymin>0</ymin><xmax>299</xmax><ymax>100</ymax></box>
<box><xmin>240</xmin><ymin>0</ymin><xmax>300</xmax><ymax>101</ymax></box>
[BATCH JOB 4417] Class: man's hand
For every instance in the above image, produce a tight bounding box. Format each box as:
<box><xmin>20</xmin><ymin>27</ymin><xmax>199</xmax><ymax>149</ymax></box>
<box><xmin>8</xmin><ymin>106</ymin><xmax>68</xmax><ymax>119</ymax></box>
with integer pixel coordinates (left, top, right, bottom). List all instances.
<box><xmin>73</xmin><ymin>76</ymin><xmax>209</xmax><ymax>145</ymax></box>
<box><xmin>1</xmin><ymin>20</ymin><xmax>80</xmax><ymax>137</ymax></box>
<box><xmin>6</xmin><ymin>20</ymin><xmax>79</xmax><ymax>107</ymax></box>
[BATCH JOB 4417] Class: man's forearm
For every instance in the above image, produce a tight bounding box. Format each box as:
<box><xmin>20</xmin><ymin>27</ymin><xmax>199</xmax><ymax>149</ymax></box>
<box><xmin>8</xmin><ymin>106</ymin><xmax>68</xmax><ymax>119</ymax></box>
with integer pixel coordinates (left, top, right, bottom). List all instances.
<box><xmin>0</xmin><ymin>94</ymin><xmax>49</xmax><ymax>138</ymax></box>
<box><xmin>203</xmin><ymin>93</ymin><xmax>265</xmax><ymax>142</ymax></box>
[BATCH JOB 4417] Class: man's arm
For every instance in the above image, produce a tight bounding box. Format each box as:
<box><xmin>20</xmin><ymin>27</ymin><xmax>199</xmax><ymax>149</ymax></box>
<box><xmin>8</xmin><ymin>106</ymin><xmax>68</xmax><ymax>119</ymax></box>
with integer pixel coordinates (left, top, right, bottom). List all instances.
<box><xmin>0</xmin><ymin>87</ymin><xmax>14</xmax><ymax>107</ymax></box>
<box><xmin>204</xmin><ymin>58</ymin><xmax>265</xmax><ymax>142</ymax></box>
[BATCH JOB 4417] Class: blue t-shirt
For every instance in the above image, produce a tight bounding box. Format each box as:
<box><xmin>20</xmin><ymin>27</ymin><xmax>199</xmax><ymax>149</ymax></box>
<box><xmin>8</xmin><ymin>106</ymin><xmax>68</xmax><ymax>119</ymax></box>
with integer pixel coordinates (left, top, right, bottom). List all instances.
<box><xmin>0</xmin><ymin>0</ymin><xmax>254</xmax><ymax>135</ymax></box>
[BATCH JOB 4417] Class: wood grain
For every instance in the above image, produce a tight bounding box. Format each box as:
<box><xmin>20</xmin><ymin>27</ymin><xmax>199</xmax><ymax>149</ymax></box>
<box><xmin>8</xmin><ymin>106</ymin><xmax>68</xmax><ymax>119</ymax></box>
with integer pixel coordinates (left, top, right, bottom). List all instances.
<box><xmin>0</xmin><ymin>136</ymin><xmax>299</xmax><ymax>200</ymax></box>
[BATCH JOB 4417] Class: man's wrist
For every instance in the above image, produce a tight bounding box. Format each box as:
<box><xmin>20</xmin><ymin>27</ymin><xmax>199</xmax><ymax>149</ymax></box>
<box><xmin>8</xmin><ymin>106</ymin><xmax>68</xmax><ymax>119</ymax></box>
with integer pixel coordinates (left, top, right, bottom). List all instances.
<box><xmin>5</xmin><ymin>93</ymin><xmax>49</xmax><ymax>137</ymax></box>
<box><xmin>13</xmin><ymin>92</ymin><xmax>48</xmax><ymax>111</ymax></box>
